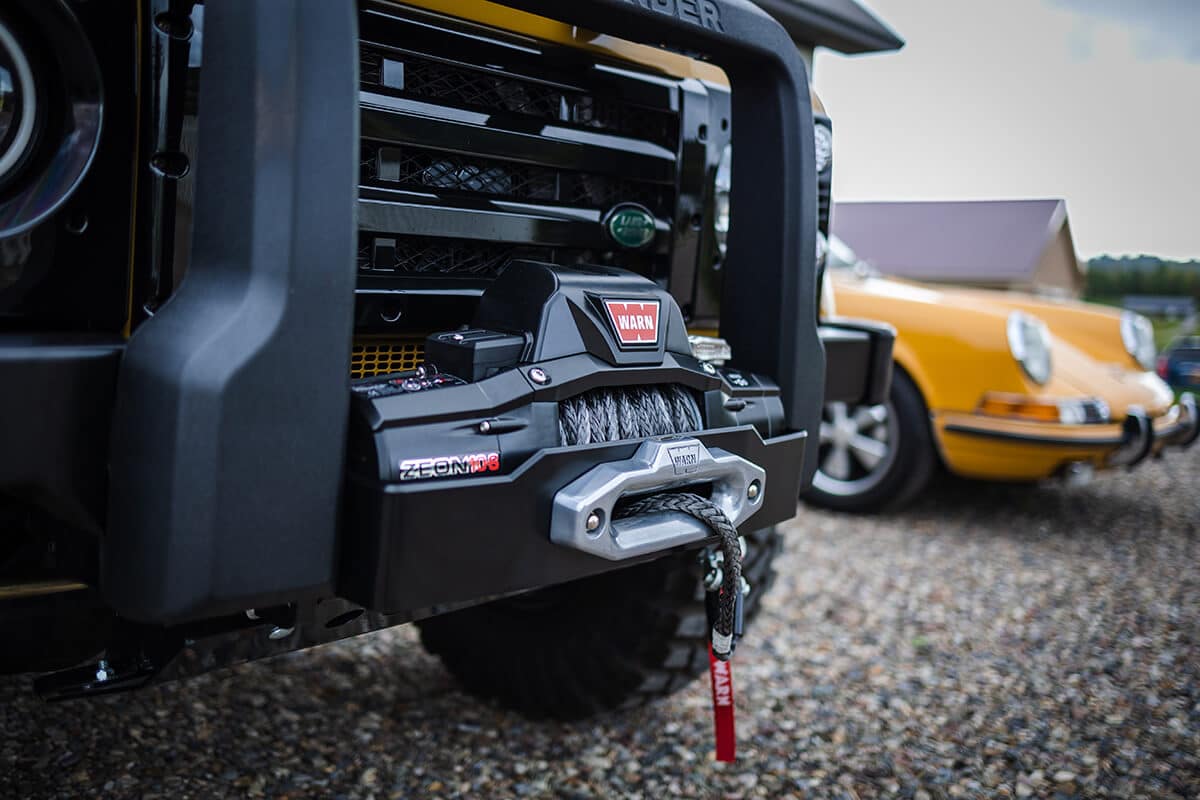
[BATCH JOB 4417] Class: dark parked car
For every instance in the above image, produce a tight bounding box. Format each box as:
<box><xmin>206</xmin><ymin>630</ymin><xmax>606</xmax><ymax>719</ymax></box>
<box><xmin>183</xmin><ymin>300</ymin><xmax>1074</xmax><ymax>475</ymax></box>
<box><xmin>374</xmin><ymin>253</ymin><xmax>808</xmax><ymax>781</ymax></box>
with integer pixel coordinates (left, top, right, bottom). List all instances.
<box><xmin>1160</xmin><ymin>336</ymin><xmax>1200</xmax><ymax>391</ymax></box>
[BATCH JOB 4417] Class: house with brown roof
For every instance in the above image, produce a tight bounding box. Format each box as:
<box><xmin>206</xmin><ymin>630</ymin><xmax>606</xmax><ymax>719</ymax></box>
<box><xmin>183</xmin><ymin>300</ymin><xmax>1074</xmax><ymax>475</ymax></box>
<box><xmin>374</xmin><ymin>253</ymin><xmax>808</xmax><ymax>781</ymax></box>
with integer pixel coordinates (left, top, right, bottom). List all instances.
<box><xmin>830</xmin><ymin>199</ymin><xmax>1086</xmax><ymax>296</ymax></box>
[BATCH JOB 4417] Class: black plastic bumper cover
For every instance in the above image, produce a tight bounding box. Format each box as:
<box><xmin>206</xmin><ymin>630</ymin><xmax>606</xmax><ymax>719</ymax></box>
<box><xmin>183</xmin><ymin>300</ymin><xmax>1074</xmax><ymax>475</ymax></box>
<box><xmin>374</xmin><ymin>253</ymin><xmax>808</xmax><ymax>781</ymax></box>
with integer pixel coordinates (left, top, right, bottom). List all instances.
<box><xmin>103</xmin><ymin>1</ymin><xmax>359</xmax><ymax>623</ymax></box>
<box><xmin>102</xmin><ymin>0</ymin><xmax>821</xmax><ymax>623</ymax></box>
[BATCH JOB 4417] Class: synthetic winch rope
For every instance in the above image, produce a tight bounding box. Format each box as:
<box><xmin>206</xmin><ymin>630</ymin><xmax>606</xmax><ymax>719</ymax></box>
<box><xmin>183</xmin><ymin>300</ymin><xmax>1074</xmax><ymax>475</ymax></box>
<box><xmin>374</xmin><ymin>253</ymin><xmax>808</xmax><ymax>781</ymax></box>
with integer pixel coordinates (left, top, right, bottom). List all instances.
<box><xmin>618</xmin><ymin>492</ymin><xmax>742</xmax><ymax>659</ymax></box>
<box><xmin>558</xmin><ymin>385</ymin><xmax>703</xmax><ymax>446</ymax></box>
<box><xmin>558</xmin><ymin>385</ymin><xmax>744</xmax><ymax>659</ymax></box>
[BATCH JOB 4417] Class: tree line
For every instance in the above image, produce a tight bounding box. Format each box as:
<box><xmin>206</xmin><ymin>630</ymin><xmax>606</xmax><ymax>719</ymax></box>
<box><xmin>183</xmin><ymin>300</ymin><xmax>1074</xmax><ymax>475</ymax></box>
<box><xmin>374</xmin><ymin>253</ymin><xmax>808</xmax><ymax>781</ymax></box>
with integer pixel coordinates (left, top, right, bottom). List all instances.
<box><xmin>1085</xmin><ymin>256</ymin><xmax>1200</xmax><ymax>301</ymax></box>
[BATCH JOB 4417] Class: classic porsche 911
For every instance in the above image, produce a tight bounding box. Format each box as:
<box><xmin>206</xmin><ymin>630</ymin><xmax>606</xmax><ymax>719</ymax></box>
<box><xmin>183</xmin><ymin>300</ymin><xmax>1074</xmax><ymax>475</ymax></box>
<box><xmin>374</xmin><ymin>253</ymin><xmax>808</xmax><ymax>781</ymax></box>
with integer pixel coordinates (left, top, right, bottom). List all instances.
<box><xmin>806</xmin><ymin>237</ymin><xmax>1198</xmax><ymax>511</ymax></box>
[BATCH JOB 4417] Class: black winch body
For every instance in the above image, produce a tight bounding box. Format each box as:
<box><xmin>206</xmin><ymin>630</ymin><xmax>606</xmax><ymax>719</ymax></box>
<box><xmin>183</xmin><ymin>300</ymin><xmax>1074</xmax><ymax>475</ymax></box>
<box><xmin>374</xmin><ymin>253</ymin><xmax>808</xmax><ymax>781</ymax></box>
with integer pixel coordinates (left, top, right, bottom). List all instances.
<box><xmin>339</xmin><ymin>262</ymin><xmax>807</xmax><ymax>613</ymax></box>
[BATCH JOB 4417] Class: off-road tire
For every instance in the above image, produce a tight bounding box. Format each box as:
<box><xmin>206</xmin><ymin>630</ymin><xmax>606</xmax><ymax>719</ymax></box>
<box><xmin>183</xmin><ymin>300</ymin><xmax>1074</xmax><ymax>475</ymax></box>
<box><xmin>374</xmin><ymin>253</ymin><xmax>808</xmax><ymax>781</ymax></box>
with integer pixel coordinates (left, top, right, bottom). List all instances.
<box><xmin>416</xmin><ymin>525</ymin><xmax>782</xmax><ymax>720</ymax></box>
<box><xmin>803</xmin><ymin>368</ymin><xmax>937</xmax><ymax>512</ymax></box>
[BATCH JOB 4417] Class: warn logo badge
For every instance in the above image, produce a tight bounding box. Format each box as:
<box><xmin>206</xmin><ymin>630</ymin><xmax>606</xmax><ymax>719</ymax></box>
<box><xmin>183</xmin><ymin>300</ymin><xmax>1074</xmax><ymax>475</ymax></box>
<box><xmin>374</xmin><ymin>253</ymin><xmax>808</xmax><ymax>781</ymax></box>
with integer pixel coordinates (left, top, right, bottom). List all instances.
<box><xmin>603</xmin><ymin>299</ymin><xmax>661</xmax><ymax>347</ymax></box>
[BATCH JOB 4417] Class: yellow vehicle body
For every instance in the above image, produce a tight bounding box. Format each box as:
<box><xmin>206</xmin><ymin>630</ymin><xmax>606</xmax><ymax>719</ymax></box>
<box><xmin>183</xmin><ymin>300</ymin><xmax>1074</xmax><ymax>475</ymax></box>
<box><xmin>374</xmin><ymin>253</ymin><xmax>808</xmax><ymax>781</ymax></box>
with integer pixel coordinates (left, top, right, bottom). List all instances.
<box><xmin>395</xmin><ymin>0</ymin><xmax>728</xmax><ymax>82</ymax></box>
<box><xmin>830</xmin><ymin>272</ymin><xmax>1190</xmax><ymax>481</ymax></box>
<box><xmin>388</xmin><ymin>1</ymin><xmax>834</xmax><ymax>111</ymax></box>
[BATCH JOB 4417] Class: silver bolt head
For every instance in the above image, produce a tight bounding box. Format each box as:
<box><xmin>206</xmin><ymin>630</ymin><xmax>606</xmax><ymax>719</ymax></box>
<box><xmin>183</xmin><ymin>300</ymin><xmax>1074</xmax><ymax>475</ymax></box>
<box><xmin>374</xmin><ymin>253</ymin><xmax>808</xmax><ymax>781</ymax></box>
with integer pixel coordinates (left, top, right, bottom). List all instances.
<box><xmin>747</xmin><ymin>481</ymin><xmax>761</xmax><ymax>501</ymax></box>
<box><xmin>529</xmin><ymin>367</ymin><xmax>549</xmax><ymax>385</ymax></box>
<box><xmin>478</xmin><ymin>420</ymin><xmax>492</xmax><ymax>434</ymax></box>
<box><xmin>585</xmin><ymin>511</ymin><xmax>602</xmax><ymax>532</ymax></box>
<box><xmin>701</xmin><ymin>362</ymin><xmax>717</xmax><ymax>375</ymax></box>
<box><xmin>704</xmin><ymin>566</ymin><xmax>724</xmax><ymax>592</ymax></box>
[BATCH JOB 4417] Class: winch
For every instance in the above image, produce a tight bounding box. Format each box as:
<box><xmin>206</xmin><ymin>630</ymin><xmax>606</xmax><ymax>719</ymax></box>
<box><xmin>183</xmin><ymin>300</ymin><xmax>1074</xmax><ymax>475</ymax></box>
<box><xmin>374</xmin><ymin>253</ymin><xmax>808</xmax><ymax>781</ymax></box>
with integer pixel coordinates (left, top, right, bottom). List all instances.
<box><xmin>338</xmin><ymin>261</ymin><xmax>808</xmax><ymax>614</ymax></box>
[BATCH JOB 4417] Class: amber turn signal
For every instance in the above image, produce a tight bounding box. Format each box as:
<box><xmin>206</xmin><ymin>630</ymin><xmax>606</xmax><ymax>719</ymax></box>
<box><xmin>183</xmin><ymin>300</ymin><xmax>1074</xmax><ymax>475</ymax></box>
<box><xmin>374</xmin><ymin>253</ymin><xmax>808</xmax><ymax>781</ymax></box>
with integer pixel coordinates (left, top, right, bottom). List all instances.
<box><xmin>978</xmin><ymin>393</ymin><xmax>1110</xmax><ymax>425</ymax></box>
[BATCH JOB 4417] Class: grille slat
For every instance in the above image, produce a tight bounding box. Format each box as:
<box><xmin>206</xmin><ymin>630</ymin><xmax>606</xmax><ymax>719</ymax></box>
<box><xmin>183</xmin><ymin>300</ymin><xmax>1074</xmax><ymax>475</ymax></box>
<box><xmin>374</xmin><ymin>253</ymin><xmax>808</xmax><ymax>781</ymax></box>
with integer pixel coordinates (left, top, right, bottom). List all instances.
<box><xmin>360</xmin><ymin>48</ymin><xmax>678</xmax><ymax>150</ymax></box>
<box><xmin>360</xmin><ymin>142</ymin><xmax>672</xmax><ymax>216</ymax></box>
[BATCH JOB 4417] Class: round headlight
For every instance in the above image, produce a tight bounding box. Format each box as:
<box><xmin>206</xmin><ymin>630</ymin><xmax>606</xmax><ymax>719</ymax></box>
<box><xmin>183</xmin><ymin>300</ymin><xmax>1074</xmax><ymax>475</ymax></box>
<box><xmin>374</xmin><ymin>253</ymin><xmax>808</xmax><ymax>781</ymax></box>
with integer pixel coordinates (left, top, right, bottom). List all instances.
<box><xmin>813</xmin><ymin>123</ymin><xmax>832</xmax><ymax>174</ymax></box>
<box><xmin>1007</xmin><ymin>311</ymin><xmax>1052</xmax><ymax>385</ymax></box>
<box><xmin>1120</xmin><ymin>310</ymin><xmax>1157</xmax><ymax>371</ymax></box>
<box><xmin>714</xmin><ymin>143</ymin><xmax>732</xmax><ymax>259</ymax></box>
<box><xmin>0</xmin><ymin>20</ymin><xmax>38</xmax><ymax>182</ymax></box>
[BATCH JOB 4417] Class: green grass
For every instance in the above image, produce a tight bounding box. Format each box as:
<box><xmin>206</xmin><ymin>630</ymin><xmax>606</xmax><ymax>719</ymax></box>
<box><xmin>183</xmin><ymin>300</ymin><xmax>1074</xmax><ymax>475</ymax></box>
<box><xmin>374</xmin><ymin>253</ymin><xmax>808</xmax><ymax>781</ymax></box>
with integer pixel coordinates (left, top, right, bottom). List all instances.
<box><xmin>1151</xmin><ymin>317</ymin><xmax>1191</xmax><ymax>352</ymax></box>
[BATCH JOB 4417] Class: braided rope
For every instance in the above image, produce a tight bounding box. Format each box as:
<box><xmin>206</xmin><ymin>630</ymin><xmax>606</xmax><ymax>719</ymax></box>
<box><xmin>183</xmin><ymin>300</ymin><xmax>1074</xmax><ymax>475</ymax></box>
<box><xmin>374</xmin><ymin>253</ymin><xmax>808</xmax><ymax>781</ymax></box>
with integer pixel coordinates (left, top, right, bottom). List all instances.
<box><xmin>557</xmin><ymin>385</ymin><xmax>703</xmax><ymax>446</ymax></box>
<box><xmin>557</xmin><ymin>385</ymin><xmax>742</xmax><ymax>660</ymax></box>
<box><xmin>618</xmin><ymin>491</ymin><xmax>742</xmax><ymax>656</ymax></box>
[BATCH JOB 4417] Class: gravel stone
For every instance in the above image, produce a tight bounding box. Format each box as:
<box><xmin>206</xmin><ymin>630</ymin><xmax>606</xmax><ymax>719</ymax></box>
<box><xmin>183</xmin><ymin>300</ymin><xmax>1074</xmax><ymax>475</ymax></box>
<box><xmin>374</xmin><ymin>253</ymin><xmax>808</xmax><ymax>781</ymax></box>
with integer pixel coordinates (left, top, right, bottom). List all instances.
<box><xmin>1</xmin><ymin>448</ymin><xmax>1198</xmax><ymax>798</ymax></box>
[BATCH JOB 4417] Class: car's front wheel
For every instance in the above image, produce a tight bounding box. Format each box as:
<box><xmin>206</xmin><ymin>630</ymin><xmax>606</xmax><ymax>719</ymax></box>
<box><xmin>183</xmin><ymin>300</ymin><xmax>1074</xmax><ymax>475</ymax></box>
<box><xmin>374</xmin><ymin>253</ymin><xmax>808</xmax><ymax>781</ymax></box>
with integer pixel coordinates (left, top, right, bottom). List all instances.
<box><xmin>803</xmin><ymin>368</ymin><xmax>936</xmax><ymax>512</ymax></box>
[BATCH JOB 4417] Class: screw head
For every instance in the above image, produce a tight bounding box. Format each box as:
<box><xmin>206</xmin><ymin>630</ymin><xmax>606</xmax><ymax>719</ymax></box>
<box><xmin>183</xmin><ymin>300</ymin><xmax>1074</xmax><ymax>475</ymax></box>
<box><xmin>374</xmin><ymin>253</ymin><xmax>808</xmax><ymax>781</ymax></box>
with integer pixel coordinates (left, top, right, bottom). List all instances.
<box><xmin>529</xmin><ymin>367</ymin><xmax>549</xmax><ymax>385</ymax></box>
<box><xmin>701</xmin><ymin>362</ymin><xmax>717</xmax><ymax>375</ymax></box>
<box><xmin>585</xmin><ymin>511</ymin><xmax>603</xmax><ymax>532</ymax></box>
<box><xmin>478</xmin><ymin>420</ymin><xmax>492</xmax><ymax>434</ymax></box>
<box><xmin>747</xmin><ymin>480</ymin><xmax>761</xmax><ymax>501</ymax></box>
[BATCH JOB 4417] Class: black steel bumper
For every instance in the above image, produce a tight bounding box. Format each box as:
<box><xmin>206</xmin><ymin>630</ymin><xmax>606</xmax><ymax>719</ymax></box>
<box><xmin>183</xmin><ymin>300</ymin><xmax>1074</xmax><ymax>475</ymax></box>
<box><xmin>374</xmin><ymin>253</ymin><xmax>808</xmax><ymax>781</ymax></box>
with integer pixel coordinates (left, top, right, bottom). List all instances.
<box><xmin>1</xmin><ymin>0</ymin><xmax>821</xmax><ymax>624</ymax></box>
<box><xmin>819</xmin><ymin>317</ymin><xmax>896</xmax><ymax>406</ymax></box>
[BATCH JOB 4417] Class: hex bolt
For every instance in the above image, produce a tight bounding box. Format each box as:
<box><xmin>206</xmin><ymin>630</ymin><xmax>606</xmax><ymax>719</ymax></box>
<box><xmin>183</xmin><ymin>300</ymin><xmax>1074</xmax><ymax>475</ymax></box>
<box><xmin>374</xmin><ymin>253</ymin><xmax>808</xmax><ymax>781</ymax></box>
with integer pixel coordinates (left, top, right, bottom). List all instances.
<box><xmin>701</xmin><ymin>362</ymin><xmax>717</xmax><ymax>375</ymax></box>
<box><xmin>585</xmin><ymin>510</ymin><xmax>603</xmax><ymax>533</ymax></box>
<box><xmin>94</xmin><ymin>660</ymin><xmax>113</xmax><ymax>683</ymax></box>
<box><xmin>529</xmin><ymin>367</ymin><xmax>549</xmax><ymax>385</ymax></box>
<box><xmin>478</xmin><ymin>420</ymin><xmax>492</xmax><ymax>434</ymax></box>
<box><xmin>747</xmin><ymin>480</ymin><xmax>761</xmax><ymax>501</ymax></box>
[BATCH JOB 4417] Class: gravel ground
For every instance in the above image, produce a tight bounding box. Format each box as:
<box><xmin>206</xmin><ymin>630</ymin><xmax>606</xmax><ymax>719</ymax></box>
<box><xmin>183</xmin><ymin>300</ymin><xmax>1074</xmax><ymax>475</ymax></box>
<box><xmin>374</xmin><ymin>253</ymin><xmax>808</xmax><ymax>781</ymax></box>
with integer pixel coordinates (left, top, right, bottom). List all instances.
<box><xmin>3</xmin><ymin>448</ymin><xmax>1199</xmax><ymax>799</ymax></box>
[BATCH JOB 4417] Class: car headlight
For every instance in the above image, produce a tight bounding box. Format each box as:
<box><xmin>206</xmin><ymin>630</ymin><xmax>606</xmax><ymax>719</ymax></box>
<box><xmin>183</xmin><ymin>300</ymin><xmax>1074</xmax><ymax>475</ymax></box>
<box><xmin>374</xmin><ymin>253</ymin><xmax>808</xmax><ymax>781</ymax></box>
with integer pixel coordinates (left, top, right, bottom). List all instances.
<box><xmin>713</xmin><ymin>143</ymin><xmax>732</xmax><ymax>259</ymax></box>
<box><xmin>813</xmin><ymin>123</ymin><xmax>832</xmax><ymax>174</ymax></box>
<box><xmin>1007</xmin><ymin>311</ymin><xmax>1052</xmax><ymax>385</ymax></box>
<box><xmin>0</xmin><ymin>19</ymin><xmax>38</xmax><ymax>183</ymax></box>
<box><xmin>1120</xmin><ymin>310</ymin><xmax>1157</xmax><ymax>371</ymax></box>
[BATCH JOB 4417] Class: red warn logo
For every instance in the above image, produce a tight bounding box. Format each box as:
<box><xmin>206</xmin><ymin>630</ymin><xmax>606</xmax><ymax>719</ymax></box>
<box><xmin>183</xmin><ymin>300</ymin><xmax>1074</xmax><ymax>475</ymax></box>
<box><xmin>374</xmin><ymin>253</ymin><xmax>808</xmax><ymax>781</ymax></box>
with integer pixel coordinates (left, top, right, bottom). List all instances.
<box><xmin>603</xmin><ymin>299</ymin><xmax>661</xmax><ymax>347</ymax></box>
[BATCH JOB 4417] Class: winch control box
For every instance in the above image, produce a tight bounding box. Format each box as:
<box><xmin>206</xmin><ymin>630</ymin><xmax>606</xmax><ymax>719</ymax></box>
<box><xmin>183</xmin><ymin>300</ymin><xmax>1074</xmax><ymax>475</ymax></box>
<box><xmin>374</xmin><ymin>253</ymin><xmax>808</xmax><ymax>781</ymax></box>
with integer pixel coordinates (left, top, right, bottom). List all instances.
<box><xmin>425</xmin><ymin>329</ymin><xmax>527</xmax><ymax>382</ymax></box>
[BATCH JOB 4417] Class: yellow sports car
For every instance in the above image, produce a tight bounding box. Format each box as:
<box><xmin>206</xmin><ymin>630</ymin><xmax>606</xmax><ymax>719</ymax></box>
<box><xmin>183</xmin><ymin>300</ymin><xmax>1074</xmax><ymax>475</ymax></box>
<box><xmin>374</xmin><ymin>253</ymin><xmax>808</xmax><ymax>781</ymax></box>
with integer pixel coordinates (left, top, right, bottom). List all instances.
<box><xmin>805</xmin><ymin>237</ymin><xmax>1198</xmax><ymax>511</ymax></box>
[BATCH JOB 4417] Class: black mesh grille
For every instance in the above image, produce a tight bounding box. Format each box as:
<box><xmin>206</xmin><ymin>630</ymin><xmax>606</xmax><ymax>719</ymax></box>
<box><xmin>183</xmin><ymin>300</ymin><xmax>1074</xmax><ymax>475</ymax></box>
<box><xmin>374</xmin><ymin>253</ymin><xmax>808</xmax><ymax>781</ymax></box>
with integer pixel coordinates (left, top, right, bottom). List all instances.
<box><xmin>359</xmin><ymin>235</ymin><xmax>569</xmax><ymax>277</ymax></box>
<box><xmin>361</xmin><ymin>48</ymin><xmax>679</xmax><ymax>150</ymax></box>
<box><xmin>360</xmin><ymin>143</ymin><xmax>672</xmax><ymax>215</ymax></box>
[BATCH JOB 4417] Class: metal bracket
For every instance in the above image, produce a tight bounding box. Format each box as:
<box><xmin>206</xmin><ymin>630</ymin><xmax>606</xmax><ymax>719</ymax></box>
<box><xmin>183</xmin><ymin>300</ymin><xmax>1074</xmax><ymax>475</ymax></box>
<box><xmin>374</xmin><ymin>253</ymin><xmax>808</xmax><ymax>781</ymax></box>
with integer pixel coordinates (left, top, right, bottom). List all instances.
<box><xmin>550</xmin><ymin>437</ymin><xmax>765</xmax><ymax>560</ymax></box>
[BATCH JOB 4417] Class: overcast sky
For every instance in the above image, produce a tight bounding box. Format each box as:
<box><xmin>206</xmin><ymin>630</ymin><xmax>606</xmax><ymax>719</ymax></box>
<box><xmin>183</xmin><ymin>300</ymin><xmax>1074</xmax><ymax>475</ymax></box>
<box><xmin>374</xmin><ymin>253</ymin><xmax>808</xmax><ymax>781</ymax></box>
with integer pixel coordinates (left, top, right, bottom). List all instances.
<box><xmin>813</xmin><ymin>0</ymin><xmax>1200</xmax><ymax>259</ymax></box>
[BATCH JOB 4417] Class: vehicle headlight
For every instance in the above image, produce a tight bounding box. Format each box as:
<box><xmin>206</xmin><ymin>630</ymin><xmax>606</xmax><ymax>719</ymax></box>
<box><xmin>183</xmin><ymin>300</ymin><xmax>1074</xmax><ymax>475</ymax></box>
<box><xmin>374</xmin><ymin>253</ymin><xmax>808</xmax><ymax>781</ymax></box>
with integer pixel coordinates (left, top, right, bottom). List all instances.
<box><xmin>813</xmin><ymin>123</ymin><xmax>832</xmax><ymax>174</ymax></box>
<box><xmin>713</xmin><ymin>143</ymin><xmax>732</xmax><ymax>259</ymax></box>
<box><xmin>1007</xmin><ymin>311</ymin><xmax>1052</xmax><ymax>385</ymax></box>
<box><xmin>0</xmin><ymin>19</ymin><xmax>38</xmax><ymax>183</ymax></box>
<box><xmin>1120</xmin><ymin>310</ymin><xmax>1157</xmax><ymax>371</ymax></box>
